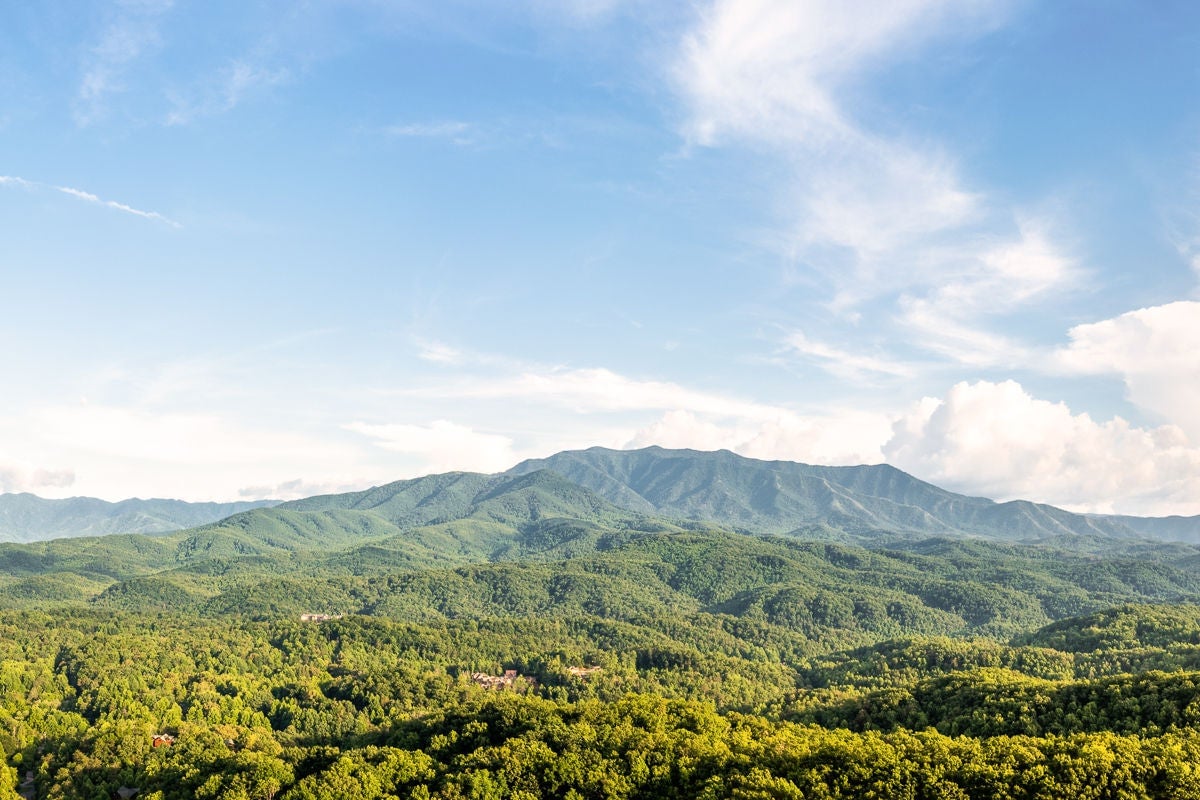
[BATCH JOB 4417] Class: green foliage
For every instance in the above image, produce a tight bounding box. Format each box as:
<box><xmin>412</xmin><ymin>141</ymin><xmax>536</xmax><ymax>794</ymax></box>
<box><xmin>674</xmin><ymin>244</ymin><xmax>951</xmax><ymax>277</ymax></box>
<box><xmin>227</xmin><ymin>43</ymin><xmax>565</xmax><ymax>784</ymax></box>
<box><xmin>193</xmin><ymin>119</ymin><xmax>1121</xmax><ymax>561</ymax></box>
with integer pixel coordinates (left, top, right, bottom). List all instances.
<box><xmin>7</xmin><ymin>454</ymin><xmax>1200</xmax><ymax>796</ymax></box>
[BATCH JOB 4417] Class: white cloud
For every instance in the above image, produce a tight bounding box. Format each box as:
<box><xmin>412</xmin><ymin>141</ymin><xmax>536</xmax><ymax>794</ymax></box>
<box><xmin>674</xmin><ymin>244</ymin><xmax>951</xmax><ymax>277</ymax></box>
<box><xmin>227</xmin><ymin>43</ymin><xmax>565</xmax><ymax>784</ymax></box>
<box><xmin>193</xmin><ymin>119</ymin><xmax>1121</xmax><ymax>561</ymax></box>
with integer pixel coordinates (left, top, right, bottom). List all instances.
<box><xmin>673</xmin><ymin>0</ymin><xmax>1006</xmax><ymax>283</ymax></box>
<box><xmin>0</xmin><ymin>462</ymin><xmax>76</xmax><ymax>495</ymax></box>
<box><xmin>344</xmin><ymin>420</ymin><xmax>519</xmax><ymax>475</ymax></box>
<box><xmin>675</xmin><ymin>0</ymin><xmax>1000</xmax><ymax>147</ymax></box>
<box><xmin>883</xmin><ymin>380</ymin><xmax>1200</xmax><ymax>516</ymax></box>
<box><xmin>1054</xmin><ymin>301</ymin><xmax>1200</xmax><ymax>439</ymax></box>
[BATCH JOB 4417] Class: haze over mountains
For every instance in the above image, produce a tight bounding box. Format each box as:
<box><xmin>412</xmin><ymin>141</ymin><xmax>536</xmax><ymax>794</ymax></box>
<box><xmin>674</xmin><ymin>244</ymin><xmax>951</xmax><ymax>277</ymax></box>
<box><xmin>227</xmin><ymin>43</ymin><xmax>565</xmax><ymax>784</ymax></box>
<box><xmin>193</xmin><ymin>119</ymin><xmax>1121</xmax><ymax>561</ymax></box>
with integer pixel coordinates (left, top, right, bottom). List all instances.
<box><xmin>0</xmin><ymin>493</ymin><xmax>277</xmax><ymax>543</ymax></box>
<box><xmin>3</xmin><ymin>446</ymin><xmax>1196</xmax><ymax>546</ymax></box>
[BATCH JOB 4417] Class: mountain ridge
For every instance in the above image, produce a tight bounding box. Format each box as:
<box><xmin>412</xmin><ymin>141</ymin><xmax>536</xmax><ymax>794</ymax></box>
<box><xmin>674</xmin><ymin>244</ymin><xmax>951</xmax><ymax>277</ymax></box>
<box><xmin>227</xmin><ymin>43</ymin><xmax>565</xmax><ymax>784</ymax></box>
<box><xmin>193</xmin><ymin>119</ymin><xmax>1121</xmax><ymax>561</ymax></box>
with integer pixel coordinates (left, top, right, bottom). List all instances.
<box><xmin>6</xmin><ymin>446</ymin><xmax>1200</xmax><ymax>547</ymax></box>
<box><xmin>507</xmin><ymin>446</ymin><xmax>1157</xmax><ymax>543</ymax></box>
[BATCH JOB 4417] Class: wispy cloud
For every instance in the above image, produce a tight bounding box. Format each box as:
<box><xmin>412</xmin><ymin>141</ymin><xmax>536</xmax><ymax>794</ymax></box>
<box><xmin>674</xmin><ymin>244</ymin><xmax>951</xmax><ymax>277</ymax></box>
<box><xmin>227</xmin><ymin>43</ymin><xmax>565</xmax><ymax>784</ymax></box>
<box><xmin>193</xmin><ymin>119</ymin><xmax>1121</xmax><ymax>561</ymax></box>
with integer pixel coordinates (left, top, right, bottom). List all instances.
<box><xmin>1</xmin><ymin>175</ymin><xmax>179</xmax><ymax>227</ymax></box>
<box><xmin>166</xmin><ymin>59</ymin><xmax>291</xmax><ymax>126</ymax></box>
<box><xmin>57</xmin><ymin>184</ymin><xmax>180</xmax><ymax>226</ymax></box>
<box><xmin>416</xmin><ymin>340</ymin><xmax>466</xmax><ymax>365</ymax></box>
<box><xmin>673</xmin><ymin>0</ymin><xmax>1006</xmax><ymax>283</ymax></box>
<box><xmin>896</xmin><ymin>219</ymin><xmax>1080</xmax><ymax>366</ymax></box>
<box><xmin>384</xmin><ymin>120</ymin><xmax>476</xmax><ymax>145</ymax></box>
<box><xmin>671</xmin><ymin>0</ymin><xmax>1084</xmax><ymax>371</ymax></box>
<box><xmin>784</xmin><ymin>330</ymin><xmax>914</xmax><ymax>380</ymax></box>
<box><xmin>1164</xmin><ymin>156</ymin><xmax>1200</xmax><ymax>278</ymax></box>
<box><xmin>75</xmin><ymin>0</ymin><xmax>174</xmax><ymax>126</ymax></box>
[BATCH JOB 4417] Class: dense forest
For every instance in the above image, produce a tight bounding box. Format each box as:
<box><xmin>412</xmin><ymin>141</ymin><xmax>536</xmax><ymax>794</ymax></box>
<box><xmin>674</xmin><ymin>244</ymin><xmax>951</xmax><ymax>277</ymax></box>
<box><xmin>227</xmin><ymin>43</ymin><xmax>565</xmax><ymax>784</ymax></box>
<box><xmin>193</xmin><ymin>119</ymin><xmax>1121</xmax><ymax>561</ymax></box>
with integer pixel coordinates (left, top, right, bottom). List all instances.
<box><xmin>9</xmin><ymin>606</ymin><xmax>1200</xmax><ymax>798</ymax></box>
<box><xmin>6</xmin><ymin>450</ymin><xmax>1200</xmax><ymax>798</ymax></box>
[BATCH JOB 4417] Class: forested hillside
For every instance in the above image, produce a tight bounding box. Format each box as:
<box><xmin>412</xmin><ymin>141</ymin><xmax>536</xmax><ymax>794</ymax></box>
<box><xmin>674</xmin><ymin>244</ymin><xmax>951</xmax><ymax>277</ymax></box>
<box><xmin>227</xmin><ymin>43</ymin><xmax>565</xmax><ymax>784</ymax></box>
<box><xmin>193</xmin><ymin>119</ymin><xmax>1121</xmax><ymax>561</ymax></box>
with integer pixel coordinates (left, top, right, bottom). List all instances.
<box><xmin>8</xmin><ymin>606</ymin><xmax>1200</xmax><ymax>799</ymax></box>
<box><xmin>511</xmin><ymin>447</ymin><xmax>1196</xmax><ymax>543</ymax></box>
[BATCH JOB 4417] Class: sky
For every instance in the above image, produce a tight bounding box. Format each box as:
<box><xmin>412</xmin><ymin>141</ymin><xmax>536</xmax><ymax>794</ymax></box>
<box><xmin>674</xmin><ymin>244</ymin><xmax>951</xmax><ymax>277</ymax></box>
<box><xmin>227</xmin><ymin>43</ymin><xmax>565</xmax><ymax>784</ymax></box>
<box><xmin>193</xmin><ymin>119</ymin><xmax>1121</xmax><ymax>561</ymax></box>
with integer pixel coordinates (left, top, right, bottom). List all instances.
<box><xmin>2</xmin><ymin>0</ymin><xmax>1200</xmax><ymax>516</ymax></box>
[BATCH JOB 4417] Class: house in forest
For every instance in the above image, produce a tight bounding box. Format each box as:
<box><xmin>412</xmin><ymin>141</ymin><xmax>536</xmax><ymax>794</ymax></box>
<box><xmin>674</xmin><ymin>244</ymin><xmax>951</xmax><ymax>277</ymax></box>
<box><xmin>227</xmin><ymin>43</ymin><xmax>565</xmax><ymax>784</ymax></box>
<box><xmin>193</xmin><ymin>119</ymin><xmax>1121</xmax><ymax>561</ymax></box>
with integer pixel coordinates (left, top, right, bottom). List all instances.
<box><xmin>471</xmin><ymin>669</ymin><xmax>528</xmax><ymax>689</ymax></box>
<box><xmin>151</xmin><ymin>734</ymin><xmax>175</xmax><ymax>747</ymax></box>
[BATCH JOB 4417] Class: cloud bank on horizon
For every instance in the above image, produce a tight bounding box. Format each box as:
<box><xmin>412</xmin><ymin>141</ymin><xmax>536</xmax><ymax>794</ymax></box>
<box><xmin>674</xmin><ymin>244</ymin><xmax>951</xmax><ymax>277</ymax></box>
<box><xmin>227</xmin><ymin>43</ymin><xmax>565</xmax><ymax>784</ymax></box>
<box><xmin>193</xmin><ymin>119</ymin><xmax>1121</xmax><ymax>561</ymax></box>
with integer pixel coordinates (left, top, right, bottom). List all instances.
<box><xmin>2</xmin><ymin>0</ymin><xmax>1199</xmax><ymax>516</ymax></box>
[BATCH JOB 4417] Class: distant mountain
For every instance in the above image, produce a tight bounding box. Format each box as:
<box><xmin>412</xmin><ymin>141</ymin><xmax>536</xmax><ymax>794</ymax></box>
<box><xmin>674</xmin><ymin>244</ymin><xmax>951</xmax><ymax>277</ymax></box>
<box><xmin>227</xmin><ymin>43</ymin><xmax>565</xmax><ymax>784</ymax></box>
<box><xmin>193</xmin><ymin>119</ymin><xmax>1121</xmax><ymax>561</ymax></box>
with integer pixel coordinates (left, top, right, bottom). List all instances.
<box><xmin>0</xmin><ymin>493</ymin><xmax>278</xmax><ymax>543</ymax></box>
<box><xmin>507</xmin><ymin>446</ymin><xmax>1160</xmax><ymax>543</ymax></box>
<box><xmin>0</xmin><ymin>468</ymin><xmax>702</xmax><ymax>607</ymax></box>
<box><xmin>1102</xmin><ymin>514</ymin><xmax>1200</xmax><ymax>544</ymax></box>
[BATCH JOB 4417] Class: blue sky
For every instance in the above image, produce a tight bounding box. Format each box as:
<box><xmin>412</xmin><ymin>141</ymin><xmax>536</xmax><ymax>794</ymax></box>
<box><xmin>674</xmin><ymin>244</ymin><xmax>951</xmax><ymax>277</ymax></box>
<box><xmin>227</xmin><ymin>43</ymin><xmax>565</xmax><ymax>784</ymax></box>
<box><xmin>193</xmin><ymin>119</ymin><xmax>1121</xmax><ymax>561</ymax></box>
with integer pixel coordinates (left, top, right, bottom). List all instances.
<box><xmin>3</xmin><ymin>0</ymin><xmax>1200</xmax><ymax>515</ymax></box>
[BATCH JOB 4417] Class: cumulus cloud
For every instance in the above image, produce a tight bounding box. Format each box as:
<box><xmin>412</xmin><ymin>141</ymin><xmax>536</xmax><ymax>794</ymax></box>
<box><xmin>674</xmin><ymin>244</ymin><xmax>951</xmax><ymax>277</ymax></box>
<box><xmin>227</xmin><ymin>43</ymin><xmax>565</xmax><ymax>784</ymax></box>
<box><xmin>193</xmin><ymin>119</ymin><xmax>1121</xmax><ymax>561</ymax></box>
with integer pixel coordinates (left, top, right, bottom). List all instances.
<box><xmin>628</xmin><ymin>408</ymin><xmax>891</xmax><ymax>466</ymax></box>
<box><xmin>343</xmin><ymin>420</ymin><xmax>519</xmax><ymax>475</ymax></box>
<box><xmin>1053</xmin><ymin>301</ymin><xmax>1200</xmax><ymax>440</ymax></box>
<box><xmin>883</xmin><ymin>380</ymin><xmax>1200</xmax><ymax>515</ymax></box>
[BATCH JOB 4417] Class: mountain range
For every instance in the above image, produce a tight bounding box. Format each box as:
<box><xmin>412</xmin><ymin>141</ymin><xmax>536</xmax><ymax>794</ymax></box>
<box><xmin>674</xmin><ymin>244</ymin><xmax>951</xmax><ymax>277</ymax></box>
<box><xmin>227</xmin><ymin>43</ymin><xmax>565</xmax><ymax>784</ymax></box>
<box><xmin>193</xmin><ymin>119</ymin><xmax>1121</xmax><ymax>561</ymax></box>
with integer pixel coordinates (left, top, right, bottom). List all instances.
<box><xmin>3</xmin><ymin>446</ymin><xmax>1198</xmax><ymax>546</ymax></box>
<box><xmin>1</xmin><ymin>447</ymin><xmax>1200</xmax><ymax>666</ymax></box>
